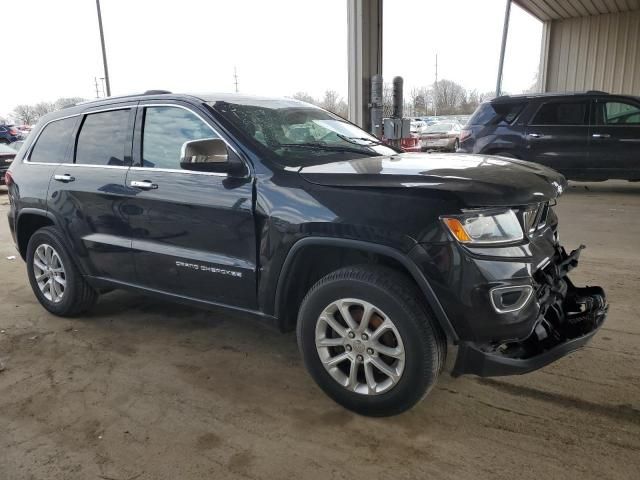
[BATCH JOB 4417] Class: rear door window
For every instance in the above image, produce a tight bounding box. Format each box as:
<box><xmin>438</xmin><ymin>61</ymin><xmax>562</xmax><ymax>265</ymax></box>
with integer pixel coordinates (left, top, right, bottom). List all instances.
<box><xmin>602</xmin><ymin>101</ymin><xmax>640</xmax><ymax>125</ymax></box>
<box><xmin>467</xmin><ymin>102</ymin><xmax>525</xmax><ymax>126</ymax></box>
<box><xmin>531</xmin><ymin>101</ymin><xmax>589</xmax><ymax>125</ymax></box>
<box><xmin>29</xmin><ymin>117</ymin><xmax>78</xmax><ymax>164</ymax></box>
<box><xmin>75</xmin><ymin>109</ymin><xmax>131</xmax><ymax>166</ymax></box>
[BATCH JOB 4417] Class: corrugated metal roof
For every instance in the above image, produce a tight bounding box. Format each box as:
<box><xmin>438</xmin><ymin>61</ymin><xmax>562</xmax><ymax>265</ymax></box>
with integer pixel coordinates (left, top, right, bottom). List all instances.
<box><xmin>514</xmin><ymin>0</ymin><xmax>640</xmax><ymax>21</ymax></box>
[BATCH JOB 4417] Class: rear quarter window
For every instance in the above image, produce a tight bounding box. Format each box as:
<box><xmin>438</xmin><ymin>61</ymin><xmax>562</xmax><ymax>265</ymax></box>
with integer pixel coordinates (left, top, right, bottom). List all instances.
<box><xmin>468</xmin><ymin>102</ymin><xmax>525</xmax><ymax>126</ymax></box>
<box><xmin>29</xmin><ymin>117</ymin><xmax>78</xmax><ymax>164</ymax></box>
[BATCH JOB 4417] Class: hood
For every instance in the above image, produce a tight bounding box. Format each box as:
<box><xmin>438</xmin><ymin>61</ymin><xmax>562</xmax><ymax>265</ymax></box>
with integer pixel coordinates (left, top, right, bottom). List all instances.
<box><xmin>298</xmin><ymin>153</ymin><xmax>567</xmax><ymax>207</ymax></box>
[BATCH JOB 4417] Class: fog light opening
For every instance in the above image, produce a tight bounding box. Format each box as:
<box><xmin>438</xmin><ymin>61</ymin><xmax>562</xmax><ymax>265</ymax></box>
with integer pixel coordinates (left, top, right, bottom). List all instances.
<box><xmin>490</xmin><ymin>285</ymin><xmax>534</xmax><ymax>314</ymax></box>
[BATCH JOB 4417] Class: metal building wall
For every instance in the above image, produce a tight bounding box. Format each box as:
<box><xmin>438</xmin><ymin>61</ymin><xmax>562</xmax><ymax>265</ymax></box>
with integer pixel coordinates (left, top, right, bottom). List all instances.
<box><xmin>544</xmin><ymin>10</ymin><xmax>640</xmax><ymax>95</ymax></box>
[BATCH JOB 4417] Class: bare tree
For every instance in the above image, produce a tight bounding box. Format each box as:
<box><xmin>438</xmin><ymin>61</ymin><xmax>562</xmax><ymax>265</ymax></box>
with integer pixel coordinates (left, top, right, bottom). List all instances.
<box><xmin>292</xmin><ymin>92</ymin><xmax>317</xmax><ymax>104</ymax></box>
<box><xmin>320</xmin><ymin>90</ymin><xmax>348</xmax><ymax>118</ymax></box>
<box><xmin>33</xmin><ymin>102</ymin><xmax>56</xmax><ymax>119</ymax></box>
<box><xmin>54</xmin><ymin>97</ymin><xmax>86</xmax><ymax>110</ymax></box>
<box><xmin>12</xmin><ymin>105</ymin><xmax>38</xmax><ymax>125</ymax></box>
<box><xmin>409</xmin><ymin>87</ymin><xmax>429</xmax><ymax>117</ymax></box>
<box><xmin>431</xmin><ymin>79</ymin><xmax>466</xmax><ymax>115</ymax></box>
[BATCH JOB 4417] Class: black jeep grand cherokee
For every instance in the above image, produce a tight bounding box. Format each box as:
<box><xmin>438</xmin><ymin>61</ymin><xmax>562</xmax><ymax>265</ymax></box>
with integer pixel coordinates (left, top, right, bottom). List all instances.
<box><xmin>5</xmin><ymin>92</ymin><xmax>607</xmax><ymax>416</ymax></box>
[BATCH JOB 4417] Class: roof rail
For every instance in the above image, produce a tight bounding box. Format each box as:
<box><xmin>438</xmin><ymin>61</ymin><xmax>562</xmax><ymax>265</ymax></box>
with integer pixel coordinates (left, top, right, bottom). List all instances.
<box><xmin>144</xmin><ymin>89</ymin><xmax>172</xmax><ymax>95</ymax></box>
<box><xmin>586</xmin><ymin>90</ymin><xmax>608</xmax><ymax>95</ymax></box>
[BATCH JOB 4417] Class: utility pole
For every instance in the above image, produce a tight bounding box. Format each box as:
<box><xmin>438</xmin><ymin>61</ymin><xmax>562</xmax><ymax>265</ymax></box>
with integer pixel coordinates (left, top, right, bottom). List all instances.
<box><xmin>94</xmin><ymin>77</ymin><xmax>101</xmax><ymax>99</ymax></box>
<box><xmin>233</xmin><ymin>66</ymin><xmax>239</xmax><ymax>93</ymax></box>
<box><xmin>496</xmin><ymin>0</ymin><xmax>512</xmax><ymax>96</ymax></box>
<box><xmin>95</xmin><ymin>0</ymin><xmax>111</xmax><ymax>96</ymax></box>
<box><xmin>434</xmin><ymin>53</ymin><xmax>438</xmax><ymax>117</ymax></box>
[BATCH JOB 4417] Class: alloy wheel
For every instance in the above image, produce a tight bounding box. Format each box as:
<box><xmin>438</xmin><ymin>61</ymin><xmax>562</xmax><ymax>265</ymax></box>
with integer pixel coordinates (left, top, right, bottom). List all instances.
<box><xmin>33</xmin><ymin>244</ymin><xmax>67</xmax><ymax>303</ymax></box>
<box><xmin>315</xmin><ymin>298</ymin><xmax>406</xmax><ymax>395</ymax></box>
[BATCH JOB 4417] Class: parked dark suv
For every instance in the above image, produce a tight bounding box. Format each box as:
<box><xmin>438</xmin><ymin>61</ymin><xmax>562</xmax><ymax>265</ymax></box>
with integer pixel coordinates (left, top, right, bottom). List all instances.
<box><xmin>5</xmin><ymin>92</ymin><xmax>607</xmax><ymax>416</ymax></box>
<box><xmin>459</xmin><ymin>91</ymin><xmax>640</xmax><ymax>181</ymax></box>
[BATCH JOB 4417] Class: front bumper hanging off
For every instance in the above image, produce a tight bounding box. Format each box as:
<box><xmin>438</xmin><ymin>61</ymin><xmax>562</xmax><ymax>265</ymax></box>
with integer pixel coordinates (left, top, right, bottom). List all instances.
<box><xmin>452</xmin><ymin>245</ymin><xmax>608</xmax><ymax>377</ymax></box>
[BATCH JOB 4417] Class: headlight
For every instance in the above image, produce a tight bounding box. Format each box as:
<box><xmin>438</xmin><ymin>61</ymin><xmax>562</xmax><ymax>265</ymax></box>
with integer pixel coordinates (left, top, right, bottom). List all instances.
<box><xmin>442</xmin><ymin>209</ymin><xmax>524</xmax><ymax>245</ymax></box>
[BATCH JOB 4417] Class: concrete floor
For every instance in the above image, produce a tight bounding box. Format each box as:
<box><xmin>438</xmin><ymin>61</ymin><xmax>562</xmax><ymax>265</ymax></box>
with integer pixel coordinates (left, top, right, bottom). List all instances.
<box><xmin>0</xmin><ymin>181</ymin><xmax>638</xmax><ymax>480</ymax></box>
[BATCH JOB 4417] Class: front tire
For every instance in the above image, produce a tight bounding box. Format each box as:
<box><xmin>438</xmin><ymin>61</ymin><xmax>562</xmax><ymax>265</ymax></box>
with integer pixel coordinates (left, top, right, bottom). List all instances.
<box><xmin>297</xmin><ymin>265</ymin><xmax>445</xmax><ymax>416</ymax></box>
<box><xmin>26</xmin><ymin>226</ymin><xmax>98</xmax><ymax>316</ymax></box>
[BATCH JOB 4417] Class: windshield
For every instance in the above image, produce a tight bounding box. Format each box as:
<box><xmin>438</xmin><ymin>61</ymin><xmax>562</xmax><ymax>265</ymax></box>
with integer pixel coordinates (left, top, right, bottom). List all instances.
<box><xmin>424</xmin><ymin>123</ymin><xmax>455</xmax><ymax>133</ymax></box>
<box><xmin>208</xmin><ymin>99</ymin><xmax>397</xmax><ymax>167</ymax></box>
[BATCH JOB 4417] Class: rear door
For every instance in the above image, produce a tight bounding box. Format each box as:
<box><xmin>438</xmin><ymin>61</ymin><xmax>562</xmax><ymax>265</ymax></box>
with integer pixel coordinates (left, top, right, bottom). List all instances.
<box><xmin>589</xmin><ymin>97</ymin><xmax>640</xmax><ymax>180</ymax></box>
<box><xmin>23</xmin><ymin>116</ymin><xmax>79</xmax><ymax>214</ymax></box>
<box><xmin>124</xmin><ymin>101</ymin><xmax>257</xmax><ymax>309</ymax></box>
<box><xmin>47</xmin><ymin>104</ymin><xmax>136</xmax><ymax>282</ymax></box>
<box><xmin>525</xmin><ymin>98</ymin><xmax>591</xmax><ymax>177</ymax></box>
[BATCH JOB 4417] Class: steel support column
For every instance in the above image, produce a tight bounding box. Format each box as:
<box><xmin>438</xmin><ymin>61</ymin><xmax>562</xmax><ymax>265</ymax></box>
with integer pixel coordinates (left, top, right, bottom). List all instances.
<box><xmin>537</xmin><ymin>20</ymin><xmax>551</xmax><ymax>92</ymax></box>
<box><xmin>347</xmin><ymin>0</ymin><xmax>382</xmax><ymax>130</ymax></box>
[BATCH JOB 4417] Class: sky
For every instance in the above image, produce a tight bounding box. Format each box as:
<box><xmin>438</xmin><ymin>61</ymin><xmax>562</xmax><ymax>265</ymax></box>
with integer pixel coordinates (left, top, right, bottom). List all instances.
<box><xmin>0</xmin><ymin>0</ymin><xmax>542</xmax><ymax>120</ymax></box>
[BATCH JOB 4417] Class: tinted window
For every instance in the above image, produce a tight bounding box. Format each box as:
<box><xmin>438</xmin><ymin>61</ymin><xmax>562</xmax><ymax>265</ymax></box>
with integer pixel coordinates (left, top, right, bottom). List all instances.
<box><xmin>142</xmin><ymin>106</ymin><xmax>216</xmax><ymax>169</ymax></box>
<box><xmin>531</xmin><ymin>101</ymin><xmax>588</xmax><ymax>125</ymax></box>
<box><xmin>29</xmin><ymin>117</ymin><xmax>77</xmax><ymax>164</ymax></box>
<box><xmin>76</xmin><ymin>109</ymin><xmax>130</xmax><ymax>166</ymax></box>
<box><xmin>604</xmin><ymin>101</ymin><xmax>640</xmax><ymax>125</ymax></box>
<box><xmin>467</xmin><ymin>102</ymin><xmax>525</xmax><ymax>126</ymax></box>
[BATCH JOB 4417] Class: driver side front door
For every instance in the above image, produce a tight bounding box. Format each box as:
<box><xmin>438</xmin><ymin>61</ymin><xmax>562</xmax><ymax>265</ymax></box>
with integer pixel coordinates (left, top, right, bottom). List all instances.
<box><xmin>123</xmin><ymin>102</ymin><xmax>258</xmax><ymax>309</ymax></box>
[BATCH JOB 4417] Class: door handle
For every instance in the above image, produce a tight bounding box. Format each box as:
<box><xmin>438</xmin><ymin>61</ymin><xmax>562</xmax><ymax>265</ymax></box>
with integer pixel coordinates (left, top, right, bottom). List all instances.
<box><xmin>130</xmin><ymin>180</ymin><xmax>158</xmax><ymax>190</ymax></box>
<box><xmin>54</xmin><ymin>174</ymin><xmax>75</xmax><ymax>183</ymax></box>
<box><xmin>528</xmin><ymin>133</ymin><xmax>543</xmax><ymax>138</ymax></box>
<box><xmin>592</xmin><ymin>133</ymin><xmax>611</xmax><ymax>139</ymax></box>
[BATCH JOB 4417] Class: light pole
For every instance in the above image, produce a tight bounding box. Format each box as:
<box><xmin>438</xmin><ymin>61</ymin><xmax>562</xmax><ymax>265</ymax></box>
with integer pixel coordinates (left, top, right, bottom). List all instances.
<box><xmin>96</xmin><ymin>0</ymin><xmax>111</xmax><ymax>96</ymax></box>
<box><xmin>496</xmin><ymin>0</ymin><xmax>512</xmax><ymax>97</ymax></box>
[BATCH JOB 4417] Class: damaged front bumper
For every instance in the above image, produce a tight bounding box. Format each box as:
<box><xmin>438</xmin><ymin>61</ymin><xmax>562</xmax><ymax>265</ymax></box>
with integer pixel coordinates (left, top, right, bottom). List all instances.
<box><xmin>452</xmin><ymin>245</ymin><xmax>608</xmax><ymax>377</ymax></box>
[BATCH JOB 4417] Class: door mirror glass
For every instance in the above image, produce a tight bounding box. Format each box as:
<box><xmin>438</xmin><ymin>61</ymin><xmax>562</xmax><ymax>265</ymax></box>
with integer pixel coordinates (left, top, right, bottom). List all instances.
<box><xmin>180</xmin><ymin>138</ymin><xmax>230</xmax><ymax>171</ymax></box>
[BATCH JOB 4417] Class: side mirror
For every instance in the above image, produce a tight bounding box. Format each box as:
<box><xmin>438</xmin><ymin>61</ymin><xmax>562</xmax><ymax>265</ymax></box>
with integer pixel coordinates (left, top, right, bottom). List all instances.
<box><xmin>180</xmin><ymin>138</ymin><xmax>240</xmax><ymax>173</ymax></box>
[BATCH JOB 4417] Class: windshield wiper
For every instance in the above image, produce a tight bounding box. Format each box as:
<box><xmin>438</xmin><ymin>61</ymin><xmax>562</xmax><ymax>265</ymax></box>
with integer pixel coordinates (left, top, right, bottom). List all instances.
<box><xmin>336</xmin><ymin>134</ymin><xmax>386</xmax><ymax>146</ymax></box>
<box><xmin>276</xmin><ymin>142</ymin><xmax>376</xmax><ymax>155</ymax></box>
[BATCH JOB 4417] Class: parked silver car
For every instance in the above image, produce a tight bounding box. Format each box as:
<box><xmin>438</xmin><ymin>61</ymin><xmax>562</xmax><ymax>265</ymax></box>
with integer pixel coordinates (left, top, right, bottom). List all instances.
<box><xmin>419</xmin><ymin>122</ymin><xmax>462</xmax><ymax>152</ymax></box>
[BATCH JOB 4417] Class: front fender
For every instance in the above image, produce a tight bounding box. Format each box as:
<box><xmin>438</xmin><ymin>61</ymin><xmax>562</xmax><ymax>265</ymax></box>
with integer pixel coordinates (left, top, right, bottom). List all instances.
<box><xmin>270</xmin><ymin>236</ymin><xmax>459</xmax><ymax>343</ymax></box>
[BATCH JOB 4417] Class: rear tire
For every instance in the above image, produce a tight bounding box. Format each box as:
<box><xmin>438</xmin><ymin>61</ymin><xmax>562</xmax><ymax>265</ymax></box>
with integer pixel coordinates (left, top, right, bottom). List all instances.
<box><xmin>297</xmin><ymin>264</ymin><xmax>445</xmax><ymax>416</ymax></box>
<box><xmin>453</xmin><ymin>139</ymin><xmax>460</xmax><ymax>151</ymax></box>
<box><xmin>26</xmin><ymin>226</ymin><xmax>98</xmax><ymax>316</ymax></box>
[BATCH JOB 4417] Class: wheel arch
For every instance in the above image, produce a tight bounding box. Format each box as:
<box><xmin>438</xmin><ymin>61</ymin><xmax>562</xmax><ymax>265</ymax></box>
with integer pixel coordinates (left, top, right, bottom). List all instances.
<box><xmin>16</xmin><ymin>209</ymin><xmax>57</xmax><ymax>259</ymax></box>
<box><xmin>274</xmin><ymin>237</ymin><xmax>458</xmax><ymax>343</ymax></box>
